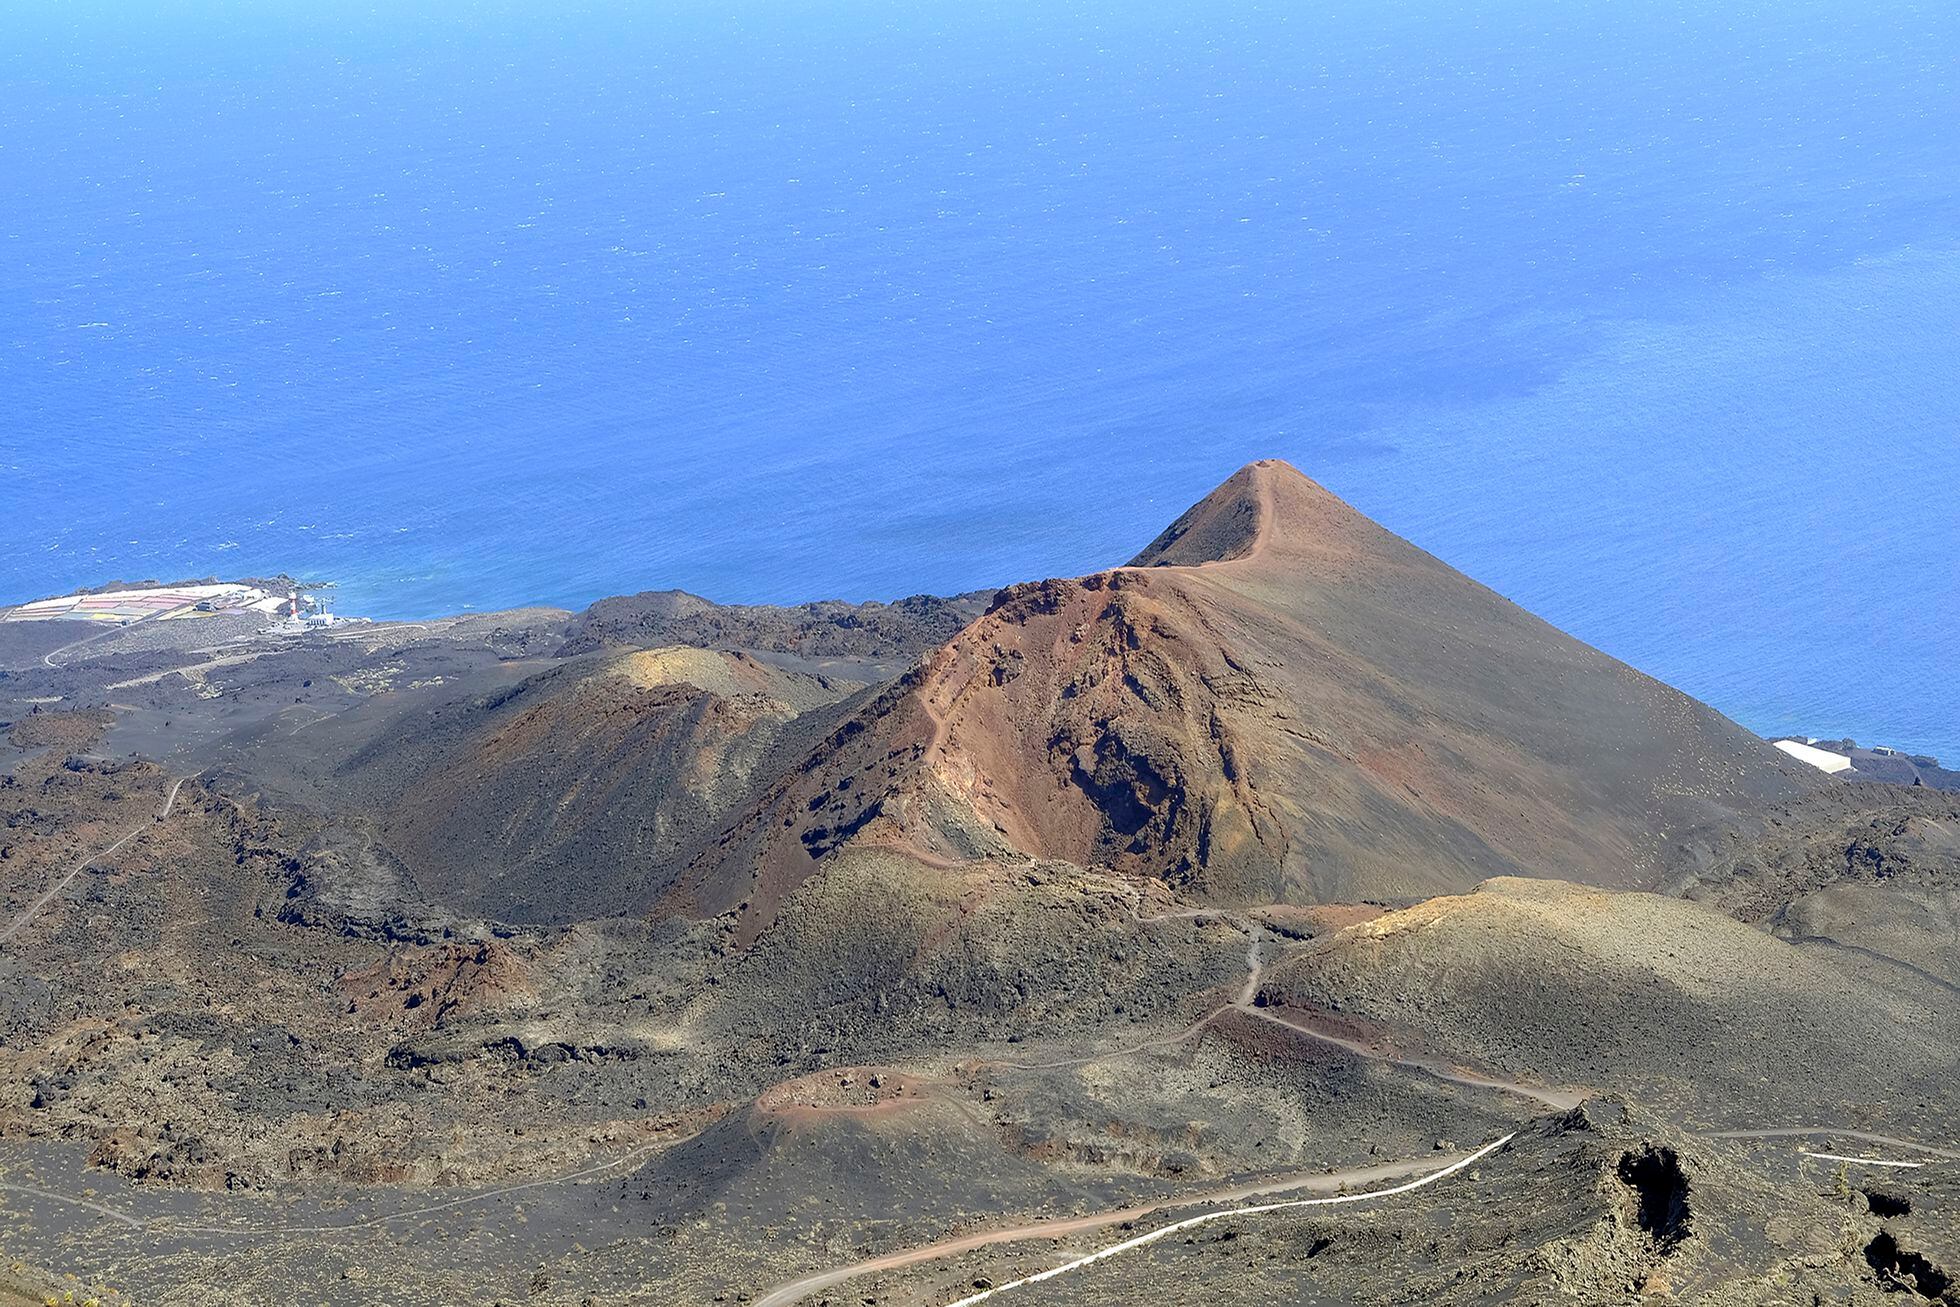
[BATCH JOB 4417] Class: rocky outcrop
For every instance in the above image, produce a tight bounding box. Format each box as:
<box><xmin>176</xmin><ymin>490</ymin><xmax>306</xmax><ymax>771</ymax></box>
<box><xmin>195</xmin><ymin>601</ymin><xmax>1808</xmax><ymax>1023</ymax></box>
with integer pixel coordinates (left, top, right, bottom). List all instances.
<box><xmin>557</xmin><ymin>588</ymin><xmax>992</xmax><ymax>661</ymax></box>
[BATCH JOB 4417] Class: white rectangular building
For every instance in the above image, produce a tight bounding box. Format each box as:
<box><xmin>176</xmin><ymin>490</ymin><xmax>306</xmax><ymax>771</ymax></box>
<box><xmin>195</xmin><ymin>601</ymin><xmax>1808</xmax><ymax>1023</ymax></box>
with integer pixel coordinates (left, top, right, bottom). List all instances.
<box><xmin>1773</xmin><ymin>739</ymin><xmax>1853</xmax><ymax>774</ymax></box>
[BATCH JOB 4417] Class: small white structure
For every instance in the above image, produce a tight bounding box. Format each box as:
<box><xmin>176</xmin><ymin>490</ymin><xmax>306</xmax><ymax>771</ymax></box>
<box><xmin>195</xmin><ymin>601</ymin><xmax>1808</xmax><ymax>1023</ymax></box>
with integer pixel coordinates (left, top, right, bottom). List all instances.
<box><xmin>1774</xmin><ymin>739</ymin><xmax>1853</xmax><ymax>774</ymax></box>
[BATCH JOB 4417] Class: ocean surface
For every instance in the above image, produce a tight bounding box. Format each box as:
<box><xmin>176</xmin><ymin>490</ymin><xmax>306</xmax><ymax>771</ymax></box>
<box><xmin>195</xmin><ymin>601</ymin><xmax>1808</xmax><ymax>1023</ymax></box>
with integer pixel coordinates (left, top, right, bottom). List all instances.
<box><xmin>3</xmin><ymin>1</ymin><xmax>1955</xmax><ymax>758</ymax></box>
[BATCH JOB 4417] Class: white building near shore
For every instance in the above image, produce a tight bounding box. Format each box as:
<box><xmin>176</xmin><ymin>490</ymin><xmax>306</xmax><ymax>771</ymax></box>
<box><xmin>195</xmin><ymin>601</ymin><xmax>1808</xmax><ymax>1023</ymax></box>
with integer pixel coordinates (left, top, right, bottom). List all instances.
<box><xmin>1773</xmin><ymin>738</ymin><xmax>1853</xmax><ymax>774</ymax></box>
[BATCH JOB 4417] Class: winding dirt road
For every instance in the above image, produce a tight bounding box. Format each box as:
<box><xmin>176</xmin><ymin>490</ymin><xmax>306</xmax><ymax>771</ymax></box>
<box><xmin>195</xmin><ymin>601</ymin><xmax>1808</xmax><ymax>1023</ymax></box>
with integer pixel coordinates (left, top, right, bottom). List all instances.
<box><xmin>1243</xmin><ymin>1006</ymin><xmax>1586</xmax><ymax>1112</ymax></box>
<box><xmin>940</xmin><ymin>1133</ymin><xmax>1515</xmax><ymax>1307</ymax></box>
<box><xmin>0</xmin><ymin>1182</ymin><xmax>147</xmax><ymax>1230</ymax></box>
<box><xmin>0</xmin><ymin>773</ymin><xmax>193</xmax><ymax>949</ymax></box>
<box><xmin>753</xmin><ymin>910</ymin><xmax>1578</xmax><ymax>1307</ymax></box>
<box><xmin>752</xmin><ymin>1139</ymin><xmax>1507</xmax><ymax>1307</ymax></box>
<box><xmin>755</xmin><ymin>895</ymin><xmax>1943</xmax><ymax>1307</ymax></box>
<box><xmin>1710</xmin><ymin>1128</ymin><xmax>1960</xmax><ymax>1163</ymax></box>
<box><xmin>995</xmin><ymin>916</ymin><xmax>1266</xmax><ymax>1073</ymax></box>
<box><xmin>1800</xmin><ymin>1152</ymin><xmax>1925</xmax><ymax>1169</ymax></box>
<box><xmin>41</xmin><ymin>621</ymin><xmax>129</xmax><ymax>669</ymax></box>
<box><xmin>997</xmin><ymin>905</ymin><xmax>1579</xmax><ymax>1111</ymax></box>
<box><xmin>11</xmin><ymin>793</ymin><xmax>1947</xmax><ymax>1299</ymax></box>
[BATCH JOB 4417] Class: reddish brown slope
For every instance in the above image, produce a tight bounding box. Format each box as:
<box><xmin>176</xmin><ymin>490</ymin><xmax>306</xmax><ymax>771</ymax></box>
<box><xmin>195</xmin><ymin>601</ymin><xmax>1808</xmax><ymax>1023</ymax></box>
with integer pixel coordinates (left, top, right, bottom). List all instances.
<box><xmin>683</xmin><ymin>461</ymin><xmax>1813</xmax><ymax>940</ymax></box>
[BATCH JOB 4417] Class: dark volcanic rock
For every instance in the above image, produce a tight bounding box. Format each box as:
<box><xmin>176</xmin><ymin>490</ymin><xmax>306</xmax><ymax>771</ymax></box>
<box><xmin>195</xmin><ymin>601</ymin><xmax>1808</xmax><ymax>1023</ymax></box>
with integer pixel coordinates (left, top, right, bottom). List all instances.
<box><xmin>557</xmin><ymin>587</ymin><xmax>991</xmax><ymax>661</ymax></box>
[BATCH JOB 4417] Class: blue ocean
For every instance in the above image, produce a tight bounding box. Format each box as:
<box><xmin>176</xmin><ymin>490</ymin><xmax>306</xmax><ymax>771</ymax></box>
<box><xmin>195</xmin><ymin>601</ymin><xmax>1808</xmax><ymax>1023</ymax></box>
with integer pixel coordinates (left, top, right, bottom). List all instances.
<box><xmin>3</xmin><ymin>1</ymin><xmax>1955</xmax><ymax>758</ymax></box>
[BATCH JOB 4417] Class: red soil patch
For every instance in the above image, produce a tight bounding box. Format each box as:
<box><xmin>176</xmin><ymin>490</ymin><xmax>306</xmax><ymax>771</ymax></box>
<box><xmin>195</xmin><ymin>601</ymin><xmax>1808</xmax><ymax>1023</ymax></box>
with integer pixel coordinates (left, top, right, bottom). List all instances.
<box><xmin>338</xmin><ymin>939</ymin><xmax>534</xmax><ymax>1031</ymax></box>
<box><xmin>753</xmin><ymin>1066</ymin><xmax>937</xmax><ymax>1124</ymax></box>
<box><xmin>6</xmin><ymin>707</ymin><xmax>114</xmax><ymax>751</ymax></box>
